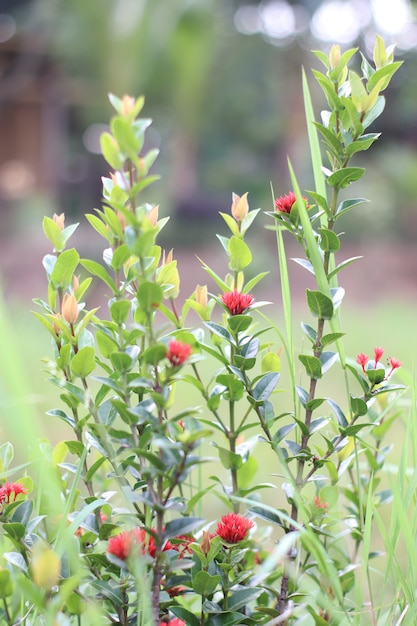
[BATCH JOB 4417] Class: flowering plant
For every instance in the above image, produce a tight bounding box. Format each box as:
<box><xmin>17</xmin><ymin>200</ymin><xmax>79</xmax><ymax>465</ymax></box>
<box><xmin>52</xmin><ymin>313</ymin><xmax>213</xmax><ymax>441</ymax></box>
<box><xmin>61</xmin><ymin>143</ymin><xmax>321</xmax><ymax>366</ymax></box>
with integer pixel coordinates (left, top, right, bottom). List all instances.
<box><xmin>0</xmin><ymin>37</ymin><xmax>410</xmax><ymax>626</ymax></box>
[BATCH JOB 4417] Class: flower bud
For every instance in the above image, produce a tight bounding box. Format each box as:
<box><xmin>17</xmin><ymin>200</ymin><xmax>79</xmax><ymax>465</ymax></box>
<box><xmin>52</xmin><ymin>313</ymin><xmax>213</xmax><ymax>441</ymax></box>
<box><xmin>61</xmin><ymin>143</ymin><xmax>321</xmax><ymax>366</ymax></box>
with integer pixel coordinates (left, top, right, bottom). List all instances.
<box><xmin>147</xmin><ymin>205</ymin><xmax>159</xmax><ymax>226</ymax></box>
<box><xmin>231</xmin><ymin>192</ymin><xmax>249</xmax><ymax>222</ymax></box>
<box><xmin>121</xmin><ymin>94</ymin><xmax>135</xmax><ymax>117</ymax></box>
<box><xmin>329</xmin><ymin>44</ymin><xmax>341</xmax><ymax>70</ymax></box>
<box><xmin>53</xmin><ymin>213</ymin><xmax>65</xmax><ymax>231</ymax></box>
<box><xmin>72</xmin><ymin>275</ymin><xmax>80</xmax><ymax>292</ymax></box>
<box><xmin>201</xmin><ymin>530</ymin><xmax>211</xmax><ymax>555</ymax></box>
<box><xmin>61</xmin><ymin>293</ymin><xmax>78</xmax><ymax>324</ymax></box>
<box><xmin>32</xmin><ymin>544</ymin><xmax>61</xmax><ymax>590</ymax></box>
<box><xmin>195</xmin><ymin>285</ymin><xmax>208</xmax><ymax>308</ymax></box>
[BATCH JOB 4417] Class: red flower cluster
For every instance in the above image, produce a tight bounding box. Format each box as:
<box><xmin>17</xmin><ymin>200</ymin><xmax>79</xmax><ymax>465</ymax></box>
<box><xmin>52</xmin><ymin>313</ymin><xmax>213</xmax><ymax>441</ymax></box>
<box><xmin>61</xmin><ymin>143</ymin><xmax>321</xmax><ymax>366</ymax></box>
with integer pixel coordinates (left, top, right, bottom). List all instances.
<box><xmin>159</xmin><ymin>619</ymin><xmax>185</xmax><ymax>626</ymax></box>
<box><xmin>221</xmin><ymin>290</ymin><xmax>254</xmax><ymax>316</ymax></box>
<box><xmin>274</xmin><ymin>191</ymin><xmax>309</xmax><ymax>214</ymax></box>
<box><xmin>215</xmin><ymin>513</ymin><xmax>254</xmax><ymax>544</ymax></box>
<box><xmin>108</xmin><ymin>527</ymin><xmax>168</xmax><ymax>561</ymax></box>
<box><xmin>0</xmin><ymin>482</ymin><xmax>27</xmax><ymax>504</ymax></box>
<box><xmin>166</xmin><ymin>339</ymin><xmax>192</xmax><ymax>366</ymax></box>
<box><xmin>356</xmin><ymin>347</ymin><xmax>401</xmax><ymax>378</ymax></box>
<box><xmin>108</xmin><ymin>527</ymin><xmax>195</xmax><ymax>562</ymax></box>
<box><xmin>313</xmin><ymin>495</ymin><xmax>328</xmax><ymax>510</ymax></box>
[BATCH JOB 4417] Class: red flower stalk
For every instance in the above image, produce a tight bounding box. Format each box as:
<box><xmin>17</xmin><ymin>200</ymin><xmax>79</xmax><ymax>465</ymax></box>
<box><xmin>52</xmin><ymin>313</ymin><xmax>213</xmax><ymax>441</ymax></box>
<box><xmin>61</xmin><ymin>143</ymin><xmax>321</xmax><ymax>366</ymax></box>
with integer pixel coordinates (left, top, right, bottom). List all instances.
<box><xmin>0</xmin><ymin>482</ymin><xmax>27</xmax><ymax>503</ymax></box>
<box><xmin>221</xmin><ymin>290</ymin><xmax>254</xmax><ymax>316</ymax></box>
<box><xmin>356</xmin><ymin>352</ymin><xmax>369</xmax><ymax>373</ymax></box>
<box><xmin>166</xmin><ymin>339</ymin><xmax>192</xmax><ymax>366</ymax></box>
<box><xmin>275</xmin><ymin>191</ymin><xmax>309</xmax><ymax>214</ymax></box>
<box><xmin>387</xmin><ymin>356</ymin><xmax>401</xmax><ymax>378</ymax></box>
<box><xmin>215</xmin><ymin>513</ymin><xmax>254</xmax><ymax>544</ymax></box>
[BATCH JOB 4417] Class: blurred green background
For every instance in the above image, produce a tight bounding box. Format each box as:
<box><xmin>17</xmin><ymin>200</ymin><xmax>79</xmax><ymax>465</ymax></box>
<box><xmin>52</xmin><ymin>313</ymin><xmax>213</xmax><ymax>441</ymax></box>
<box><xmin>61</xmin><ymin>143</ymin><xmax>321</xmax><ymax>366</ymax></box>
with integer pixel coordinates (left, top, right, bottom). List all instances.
<box><xmin>0</xmin><ymin>0</ymin><xmax>416</xmax><ymax>442</ymax></box>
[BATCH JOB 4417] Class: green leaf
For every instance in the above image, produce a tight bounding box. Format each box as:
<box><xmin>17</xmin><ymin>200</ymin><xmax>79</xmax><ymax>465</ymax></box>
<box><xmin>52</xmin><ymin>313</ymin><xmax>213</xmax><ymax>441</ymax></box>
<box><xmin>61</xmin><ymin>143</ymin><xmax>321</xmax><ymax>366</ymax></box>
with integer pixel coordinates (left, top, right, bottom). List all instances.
<box><xmin>327</xmin><ymin>398</ymin><xmax>348</xmax><ymax>427</ymax></box>
<box><xmin>111</xmin><ymin>117</ymin><xmax>141</xmax><ymax>160</ymax></box>
<box><xmin>367</xmin><ymin>61</ymin><xmax>402</xmax><ymax>92</ymax></box>
<box><xmin>81</xmin><ymin>259</ymin><xmax>117</xmax><ymax>292</ymax></box>
<box><xmin>227</xmin><ymin>314</ymin><xmax>252</xmax><ymax>333</ymax></box>
<box><xmin>100</xmin><ymin>131</ymin><xmax>123</xmax><ymax>170</ymax></box>
<box><xmin>213</xmin><ymin>444</ymin><xmax>242</xmax><ymax>470</ymax></box>
<box><xmin>299</xmin><ymin>354</ymin><xmax>322</xmax><ymax>379</ymax></box>
<box><xmin>137</xmin><ymin>282</ymin><xmax>163</xmax><ymax>312</ymax></box>
<box><xmin>204</xmin><ymin>322</ymin><xmax>235</xmax><ymax>345</ymax></box>
<box><xmin>50</xmin><ymin>249</ymin><xmax>80</xmax><ymax>289</ymax></box>
<box><xmin>70</xmin><ymin>346</ymin><xmax>96</xmax><ymax>378</ymax></box>
<box><xmin>85</xmin><ymin>213</ymin><xmax>113</xmax><ymax>243</ymax></box>
<box><xmin>228</xmin><ymin>236</ymin><xmax>252</xmax><ymax>272</ymax></box>
<box><xmin>228</xmin><ymin>587</ymin><xmax>263</xmax><ymax>611</ymax></box>
<box><xmin>170</xmin><ymin>607</ymin><xmax>201</xmax><ymax>626</ymax></box>
<box><xmin>219</xmin><ymin>211</ymin><xmax>240</xmax><ymax>236</ymax></box>
<box><xmin>306</xmin><ymin>290</ymin><xmax>334</xmax><ymax>320</ymax></box>
<box><xmin>192</xmin><ymin>570</ymin><xmax>221</xmax><ymax>596</ymax></box>
<box><xmin>111</xmin><ymin>244</ymin><xmax>131</xmax><ymax>271</ymax></box>
<box><xmin>320</xmin><ymin>351</ymin><xmax>338</xmax><ymax>374</ymax></box>
<box><xmin>3</xmin><ymin>522</ymin><xmax>26</xmax><ymax>541</ymax></box>
<box><xmin>301</xmin><ymin>323</ymin><xmax>317</xmax><ymax>343</ymax></box>
<box><xmin>345</xmin><ymin>133</ymin><xmax>380</xmax><ymax>157</ymax></box>
<box><xmin>0</xmin><ymin>569</ymin><xmax>12</xmax><ymax>597</ymax></box>
<box><xmin>319</xmin><ymin>228</ymin><xmax>340</xmax><ymax>252</ymax></box>
<box><xmin>4</xmin><ymin>552</ymin><xmax>28</xmax><ymax>573</ymax></box>
<box><xmin>350</xmin><ymin>395</ymin><xmax>368</xmax><ymax>417</ymax></box>
<box><xmin>252</xmin><ymin>372</ymin><xmax>279</xmax><ymax>402</ymax></box>
<box><xmin>164</xmin><ymin>516</ymin><xmax>203</xmax><ymax>540</ymax></box>
<box><xmin>109</xmin><ymin>299</ymin><xmax>131</xmax><ymax>324</ymax></box>
<box><xmin>328</xmin><ymin>255</ymin><xmax>363</xmax><ymax>279</ymax></box>
<box><xmin>96</xmin><ymin>330</ymin><xmax>118</xmax><ymax>358</ymax></box>
<box><xmin>321</xmin><ymin>332</ymin><xmax>345</xmax><ymax>347</ymax></box>
<box><xmin>43</xmin><ymin>217</ymin><xmax>64</xmax><ymax>251</ymax></box>
<box><xmin>327</xmin><ymin>167</ymin><xmax>365</xmax><ymax>188</ymax></box>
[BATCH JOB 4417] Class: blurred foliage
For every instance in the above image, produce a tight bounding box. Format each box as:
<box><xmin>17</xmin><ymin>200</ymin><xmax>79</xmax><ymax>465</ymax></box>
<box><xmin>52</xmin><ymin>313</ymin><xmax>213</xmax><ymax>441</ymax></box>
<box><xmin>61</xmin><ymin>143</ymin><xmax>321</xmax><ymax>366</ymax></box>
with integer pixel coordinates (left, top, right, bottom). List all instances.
<box><xmin>2</xmin><ymin>0</ymin><xmax>417</xmax><ymax>244</ymax></box>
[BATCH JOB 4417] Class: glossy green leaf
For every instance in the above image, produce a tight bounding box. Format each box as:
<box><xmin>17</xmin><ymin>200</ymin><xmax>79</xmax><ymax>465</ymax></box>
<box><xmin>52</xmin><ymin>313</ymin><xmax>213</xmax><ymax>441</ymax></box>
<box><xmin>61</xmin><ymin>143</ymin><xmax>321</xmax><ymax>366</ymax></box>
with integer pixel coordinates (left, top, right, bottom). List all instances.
<box><xmin>81</xmin><ymin>259</ymin><xmax>117</xmax><ymax>292</ymax></box>
<box><xmin>306</xmin><ymin>290</ymin><xmax>334</xmax><ymax>320</ymax></box>
<box><xmin>252</xmin><ymin>372</ymin><xmax>279</xmax><ymax>402</ymax></box>
<box><xmin>192</xmin><ymin>570</ymin><xmax>221</xmax><ymax>596</ymax></box>
<box><xmin>43</xmin><ymin>216</ymin><xmax>64</xmax><ymax>251</ymax></box>
<box><xmin>299</xmin><ymin>354</ymin><xmax>322</xmax><ymax>379</ymax></box>
<box><xmin>51</xmin><ymin>248</ymin><xmax>80</xmax><ymax>289</ymax></box>
<box><xmin>137</xmin><ymin>282</ymin><xmax>163</xmax><ymax>312</ymax></box>
<box><xmin>319</xmin><ymin>228</ymin><xmax>340</xmax><ymax>252</ymax></box>
<box><xmin>71</xmin><ymin>346</ymin><xmax>96</xmax><ymax>378</ymax></box>
<box><xmin>327</xmin><ymin>167</ymin><xmax>365</xmax><ymax>188</ymax></box>
<box><xmin>109</xmin><ymin>299</ymin><xmax>131</xmax><ymax>324</ymax></box>
<box><xmin>228</xmin><ymin>235</ymin><xmax>252</xmax><ymax>271</ymax></box>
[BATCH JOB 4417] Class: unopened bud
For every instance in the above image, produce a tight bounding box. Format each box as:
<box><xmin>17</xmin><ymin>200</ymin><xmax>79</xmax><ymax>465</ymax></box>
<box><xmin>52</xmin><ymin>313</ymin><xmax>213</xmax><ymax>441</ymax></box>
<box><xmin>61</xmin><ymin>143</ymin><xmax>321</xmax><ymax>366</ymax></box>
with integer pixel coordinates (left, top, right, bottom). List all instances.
<box><xmin>201</xmin><ymin>530</ymin><xmax>211</xmax><ymax>555</ymax></box>
<box><xmin>147</xmin><ymin>205</ymin><xmax>159</xmax><ymax>226</ymax></box>
<box><xmin>163</xmin><ymin>249</ymin><xmax>174</xmax><ymax>265</ymax></box>
<box><xmin>32</xmin><ymin>545</ymin><xmax>61</xmax><ymax>590</ymax></box>
<box><xmin>61</xmin><ymin>293</ymin><xmax>78</xmax><ymax>324</ymax></box>
<box><xmin>231</xmin><ymin>192</ymin><xmax>249</xmax><ymax>222</ymax></box>
<box><xmin>53</xmin><ymin>213</ymin><xmax>65</xmax><ymax>231</ymax></box>
<box><xmin>121</xmin><ymin>94</ymin><xmax>135</xmax><ymax>117</ymax></box>
<box><xmin>51</xmin><ymin>313</ymin><xmax>61</xmax><ymax>335</ymax></box>
<box><xmin>116</xmin><ymin>211</ymin><xmax>127</xmax><ymax>231</ymax></box>
<box><xmin>72</xmin><ymin>275</ymin><xmax>79</xmax><ymax>292</ymax></box>
<box><xmin>329</xmin><ymin>45</ymin><xmax>341</xmax><ymax>70</ymax></box>
<box><xmin>195</xmin><ymin>285</ymin><xmax>208</xmax><ymax>308</ymax></box>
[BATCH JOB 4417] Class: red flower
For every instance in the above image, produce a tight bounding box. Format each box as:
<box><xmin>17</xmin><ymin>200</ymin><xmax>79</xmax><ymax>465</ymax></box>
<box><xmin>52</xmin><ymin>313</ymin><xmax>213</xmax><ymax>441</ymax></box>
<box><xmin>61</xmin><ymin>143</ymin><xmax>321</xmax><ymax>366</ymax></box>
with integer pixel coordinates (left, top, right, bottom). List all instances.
<box><xmin>215</xmin><ymin>513</ymin><xmax>254</xmax><ymax>544</ymax></box>
<box><xmin>0</xmin><ymin>482</ymin><xmax>27</xmax><ymax>504</ymax></box>
<box><xmin>170</xmin><ymin>534</ymin><xmax>194</xmax><ymax>558</ymax></box>
<box><xmin>313</xmin><ymin>495</ymin><xmax>328</xmax><ymax>510</ymax></box>
<box><xmin>356</xmin><ymin>352</ymin><xmax>369</xmax><ymax>373</ymax></box>
<box><xmin>108</xmin><ymin>527</ymin><xmax>171</xmax><ymax>561</ymax></box>
<box><xmin>387</xmin><ymin>356</ymin><xmax>401</xmax><ymax>378</ymax></box>
<box><xmin>275</xmin><ymin>191</ymin><xmax>309</xmax><ymax>214</ymax></box>
<box><xmin>108</xmin><ymin>531</ymin><xmax>135</xmax><ymax>561</ymax></box>
<box><xmin>159</xmin><ymin>620</ymin><xmax>185</xmax><ymax>626</ymax></box>
<box><xmin>374</xmin><ymin>347</ymin><xmax>384</xmax><ymax>365</ymax></box>
<box><xmin>221</xmin><ymin>290</ymin><xmax>254</xmax><ymax>316</ymax></box>
<box><xmin>166</xmin><ymin>340</ymin><xmax>192</xmax><ymax>366</ymax></box>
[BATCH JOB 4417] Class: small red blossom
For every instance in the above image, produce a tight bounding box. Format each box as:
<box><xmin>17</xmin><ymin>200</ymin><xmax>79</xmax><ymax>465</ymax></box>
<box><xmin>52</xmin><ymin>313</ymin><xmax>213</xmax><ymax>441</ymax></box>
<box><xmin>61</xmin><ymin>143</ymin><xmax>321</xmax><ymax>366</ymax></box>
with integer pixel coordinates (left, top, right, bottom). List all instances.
<box><xmin>221</xmin><ymin>290</ymin><xmax>254</xmax><ymax>316</ymax></box>
<box><xmin>356</xmin><ymin>352</ymin><xmax>369</xmax><ymax>373</ymax></box>
<box><xmin>107</xmin><ymin>527</ymin><xmax>172</xmax><ymax>561</ymax></box>
<box><xmin>159</xmin><ymin>620</ymin><xmax>185</xmax><ymax>626</ymax></box>
<box><xmin>274</xmin><ymin>191</ymin><xmax>309</xmax><ymax>214</ymax></box>
<box><xmin>374</xmin><ymin>347</ymin><xmax>384</xmax><ymax>365</ymax></box>
<box><xmin>0</xmin><ymin>482</ymin><xmax>27</xmax><ymax>504</ymax></box>
<box><xmin>387</xmin><ymin>356</ymin><xmax>401</xmax><ymax>378</ymax></box>
<box><xmin>215</xmin><ymin>513</ymin><xmax>254</xmax><ymax>544</ymax></box>
<box><xmin>313</xmin><ymin>495</ymin><xmax>328</xmax><ymax>510</ymax></box>
<box><xmin>170</xmin><ymin>534</ymin><xmax>194</xmax><ymax>558</ymax></box>
<box><xmin>108</xmin><ymin>531</ymin><xmax>134</xmax><ymax>561</ymax></box>
<box><xmin>166</xmin><ymin>340</ymin><xmax>192</xmax><ymax>367</ymax></box>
